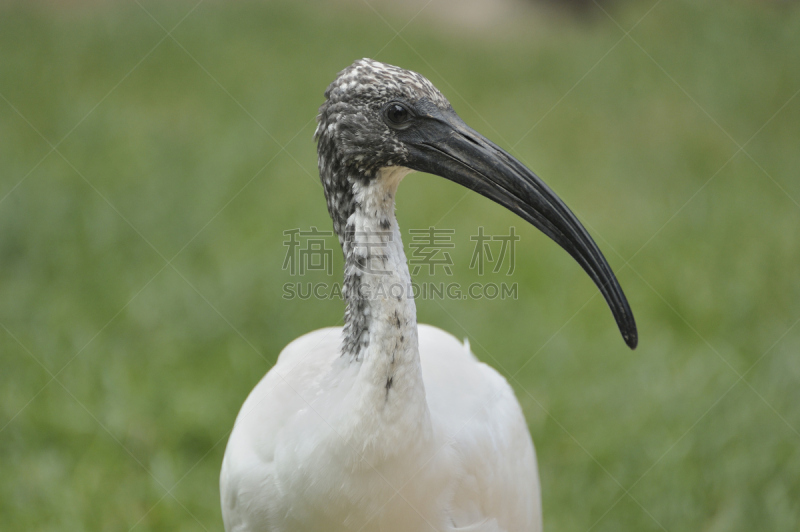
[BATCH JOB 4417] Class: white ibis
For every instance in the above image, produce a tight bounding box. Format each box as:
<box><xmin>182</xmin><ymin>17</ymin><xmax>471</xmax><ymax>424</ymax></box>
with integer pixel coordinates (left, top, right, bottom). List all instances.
<box><xmin>220</xmin><ymin>58</ymin><xmax>637</xmax><ymax>532</ymax></box>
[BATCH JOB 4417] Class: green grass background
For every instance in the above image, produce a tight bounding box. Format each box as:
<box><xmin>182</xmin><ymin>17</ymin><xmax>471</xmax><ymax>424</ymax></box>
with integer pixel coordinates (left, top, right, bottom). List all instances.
<box><xmin>1</xmin><ymin>0</ymin><xmax>799</xmax><ymax>530</ymax></box>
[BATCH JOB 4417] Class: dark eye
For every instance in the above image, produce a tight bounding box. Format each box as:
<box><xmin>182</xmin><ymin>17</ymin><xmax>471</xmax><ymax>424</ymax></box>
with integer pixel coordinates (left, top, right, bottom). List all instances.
<box><xmin>384</xmin><ymin>103</ymin><xmax>411</xmax><ymax>127</ymax></box>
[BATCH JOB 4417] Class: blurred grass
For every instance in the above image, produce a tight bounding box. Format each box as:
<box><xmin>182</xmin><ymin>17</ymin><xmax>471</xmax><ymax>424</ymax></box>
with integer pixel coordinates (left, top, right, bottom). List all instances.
<box><xmin>1</xmin><ymin>0</ymin><xmax>799</xmax><ymax>530</ymax></box>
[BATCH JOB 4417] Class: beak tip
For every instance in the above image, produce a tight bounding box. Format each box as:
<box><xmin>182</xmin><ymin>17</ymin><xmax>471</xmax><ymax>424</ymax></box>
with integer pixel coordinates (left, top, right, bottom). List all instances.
<box><xmin>623</xmin><ymin>329</ymin><xmax>638</xmax><ymax>350</ymax></box>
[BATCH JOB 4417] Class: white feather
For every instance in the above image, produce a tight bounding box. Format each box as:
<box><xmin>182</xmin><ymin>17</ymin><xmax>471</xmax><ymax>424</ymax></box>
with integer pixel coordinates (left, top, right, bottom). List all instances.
<box><xmin>221</xmin><ymin>324</ymin><xmax>541</xmax><ymax>532</ymax></box>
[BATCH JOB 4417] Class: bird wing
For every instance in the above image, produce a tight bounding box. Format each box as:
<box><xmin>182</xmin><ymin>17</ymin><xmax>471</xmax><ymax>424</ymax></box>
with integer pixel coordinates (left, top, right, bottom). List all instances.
<box><xmin>220</xmin><ymin>327</ymin><xmax>344</xmax><ymax>532</ymax></box>
<box><xmin>417</xmin><ymin>324</ymin><xmax>542</xmax><ymax>532</ymax></box>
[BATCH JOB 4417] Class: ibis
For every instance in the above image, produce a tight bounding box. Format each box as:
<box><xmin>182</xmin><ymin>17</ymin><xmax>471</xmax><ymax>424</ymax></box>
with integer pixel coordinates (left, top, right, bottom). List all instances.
<box><xmin>220</xmin><ymin>58</ymin><xmax>637</xmax><ymax>532</ymax></box>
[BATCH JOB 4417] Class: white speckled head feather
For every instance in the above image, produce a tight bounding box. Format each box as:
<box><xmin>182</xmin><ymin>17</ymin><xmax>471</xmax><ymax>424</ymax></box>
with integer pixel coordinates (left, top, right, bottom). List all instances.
<box><xmin>322</xmin><ymin>58</ymin><xmax>451</xmax><ymax>111</ymax></box>
<box><xmin>315</xmin><ymin>58</ymin><xmax>452</xmax><ymax>192</ymax></box>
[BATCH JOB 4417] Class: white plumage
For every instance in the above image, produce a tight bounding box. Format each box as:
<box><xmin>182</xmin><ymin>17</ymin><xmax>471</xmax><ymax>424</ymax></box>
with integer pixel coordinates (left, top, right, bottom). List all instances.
<box><xmin>221</xmin><ymin>325</ymin><xmax>541</xmax><ymax>531</ymax></box>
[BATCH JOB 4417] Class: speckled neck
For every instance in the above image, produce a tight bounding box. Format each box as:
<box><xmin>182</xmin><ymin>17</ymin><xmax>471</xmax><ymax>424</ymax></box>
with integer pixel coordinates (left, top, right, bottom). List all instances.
<box><xmin>320</xmin><ymin>164</ymin><xmax>430</xmax><ymax>443</ymax></box>
<box><xmin>329</xmin><ymin>167</ymin><xmax>418</xmax><ymax>366</ymax></box>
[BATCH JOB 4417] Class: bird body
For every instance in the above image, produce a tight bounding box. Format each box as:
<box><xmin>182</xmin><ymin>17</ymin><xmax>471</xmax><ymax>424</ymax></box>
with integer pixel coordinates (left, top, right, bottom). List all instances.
<box><xmin>221</xmin><ymin>59</ymin><xmax>636</xmax><ymax>531</ymax></box>
<box><xmin>221</xmin><ymin>324</ymin><xmax>540</xmax><ymax>532</ymax></box>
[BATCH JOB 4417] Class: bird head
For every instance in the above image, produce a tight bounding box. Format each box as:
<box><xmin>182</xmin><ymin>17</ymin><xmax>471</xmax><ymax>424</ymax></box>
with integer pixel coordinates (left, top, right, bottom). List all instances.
<box><xmin>316</xmin><ymin>58</ymin><xmax>451</xmax><ymax>177</ymax></box>
<box><xmin>316</xmin><ymin>58</ymin><xmax>638</xmax><ymax>349</ymax></box>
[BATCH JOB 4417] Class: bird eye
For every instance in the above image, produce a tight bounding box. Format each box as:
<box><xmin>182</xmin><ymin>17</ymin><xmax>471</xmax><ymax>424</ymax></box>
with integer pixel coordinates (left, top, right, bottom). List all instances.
<box><xmin>384</xmin><ymin>103</ymin><xmax>411</xmax><ymax>127</ymax></box>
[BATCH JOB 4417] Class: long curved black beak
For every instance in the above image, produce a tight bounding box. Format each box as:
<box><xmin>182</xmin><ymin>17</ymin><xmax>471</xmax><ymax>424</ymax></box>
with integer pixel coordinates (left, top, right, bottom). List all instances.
<box><xmin>401</xmin><ymin>108</ymin><xmax>637</xmax><ymax>349</ymax></box>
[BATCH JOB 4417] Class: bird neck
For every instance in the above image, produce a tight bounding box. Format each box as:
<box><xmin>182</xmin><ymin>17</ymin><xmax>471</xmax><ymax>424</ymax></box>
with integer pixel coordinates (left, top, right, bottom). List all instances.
<box><xmin>324</xmin><ymin>166</ymin><xmax>430</xmax><ymax>418</ymax></box>
<box><xmin>339</xmin><ymin>167</ymin><xmax>417</xmax><ymax>359</ymax></box>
